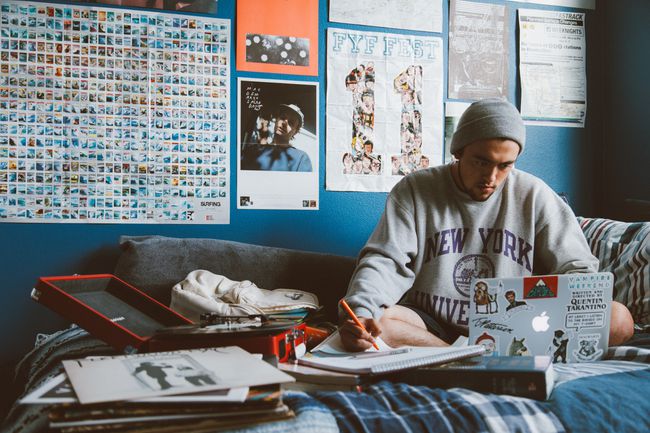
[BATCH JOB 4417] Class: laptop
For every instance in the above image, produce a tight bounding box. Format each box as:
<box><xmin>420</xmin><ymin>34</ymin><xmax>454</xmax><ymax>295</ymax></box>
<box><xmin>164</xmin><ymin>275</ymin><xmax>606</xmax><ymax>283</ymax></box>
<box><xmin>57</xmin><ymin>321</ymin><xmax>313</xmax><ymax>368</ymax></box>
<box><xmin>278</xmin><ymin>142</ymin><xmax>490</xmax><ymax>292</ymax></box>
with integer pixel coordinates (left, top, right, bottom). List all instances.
<box><xmin>468</xmin><ymin>272</ymin><xmax>613</xmax><ymax>363</ymax></box>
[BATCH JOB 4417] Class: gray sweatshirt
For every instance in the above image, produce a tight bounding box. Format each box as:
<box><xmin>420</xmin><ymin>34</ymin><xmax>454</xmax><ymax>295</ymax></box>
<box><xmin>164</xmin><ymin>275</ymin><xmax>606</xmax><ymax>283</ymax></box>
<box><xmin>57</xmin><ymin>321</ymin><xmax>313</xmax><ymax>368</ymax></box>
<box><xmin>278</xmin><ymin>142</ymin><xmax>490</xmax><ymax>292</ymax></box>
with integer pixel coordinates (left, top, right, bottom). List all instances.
<box><xmin>345</xmin><ymin>164</ymin><xmax>598</xmax><ymax>335</ymax></box>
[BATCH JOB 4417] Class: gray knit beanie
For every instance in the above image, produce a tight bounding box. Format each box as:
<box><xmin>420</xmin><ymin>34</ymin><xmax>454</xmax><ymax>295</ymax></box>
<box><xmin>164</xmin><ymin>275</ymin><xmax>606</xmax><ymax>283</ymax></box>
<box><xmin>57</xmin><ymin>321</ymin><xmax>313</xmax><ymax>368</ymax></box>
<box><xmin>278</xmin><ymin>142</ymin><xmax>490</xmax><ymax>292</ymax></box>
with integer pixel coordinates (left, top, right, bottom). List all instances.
<box><xmin>450</xmin><ymin>98</ymin><xmax>526</xmax><ymax>155</ymax></box>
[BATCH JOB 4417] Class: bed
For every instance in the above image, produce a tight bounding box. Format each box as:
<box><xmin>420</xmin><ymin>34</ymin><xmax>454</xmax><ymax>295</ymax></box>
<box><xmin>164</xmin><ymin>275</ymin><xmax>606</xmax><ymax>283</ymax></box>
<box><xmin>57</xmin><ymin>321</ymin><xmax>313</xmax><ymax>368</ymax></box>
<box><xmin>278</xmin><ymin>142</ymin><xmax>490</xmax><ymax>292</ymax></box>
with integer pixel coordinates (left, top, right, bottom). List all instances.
<box><xmin>2</xmin><ymin>216</ymin><xmax>649</xmax><ymax>433</ymax></box>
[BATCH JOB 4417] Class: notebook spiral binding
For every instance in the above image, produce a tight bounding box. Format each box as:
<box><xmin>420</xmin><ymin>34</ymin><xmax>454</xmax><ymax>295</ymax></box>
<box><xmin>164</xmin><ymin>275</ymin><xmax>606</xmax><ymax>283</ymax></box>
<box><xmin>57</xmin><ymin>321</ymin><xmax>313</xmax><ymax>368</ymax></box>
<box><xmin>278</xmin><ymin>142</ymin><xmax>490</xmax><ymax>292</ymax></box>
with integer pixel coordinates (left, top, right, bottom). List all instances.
<box><xmin>370</xmin><ymin>346</ymin><xmax>485</xmax><ymax>374</ymax></box>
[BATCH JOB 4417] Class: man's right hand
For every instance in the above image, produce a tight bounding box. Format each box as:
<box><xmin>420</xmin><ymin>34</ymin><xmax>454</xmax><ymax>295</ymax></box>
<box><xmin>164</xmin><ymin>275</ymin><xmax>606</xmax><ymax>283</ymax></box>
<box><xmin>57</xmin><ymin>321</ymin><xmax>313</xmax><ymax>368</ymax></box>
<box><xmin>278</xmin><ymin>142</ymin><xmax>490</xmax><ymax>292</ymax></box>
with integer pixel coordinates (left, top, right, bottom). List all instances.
<box><xmin>339</xmin><ymin>317</ymin><xmax>382</xmax><ymax>352</ymax></box>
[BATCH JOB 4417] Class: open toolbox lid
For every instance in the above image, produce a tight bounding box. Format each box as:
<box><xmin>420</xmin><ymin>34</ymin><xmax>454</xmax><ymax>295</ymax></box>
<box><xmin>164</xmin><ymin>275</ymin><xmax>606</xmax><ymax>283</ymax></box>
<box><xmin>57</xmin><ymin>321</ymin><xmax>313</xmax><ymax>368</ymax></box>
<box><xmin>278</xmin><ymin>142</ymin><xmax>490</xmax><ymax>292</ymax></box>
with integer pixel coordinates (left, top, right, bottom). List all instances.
<box><xmin>32</xmin><ymin>274</ymin><xmax>192</xmax><ymax>353</ymax></box>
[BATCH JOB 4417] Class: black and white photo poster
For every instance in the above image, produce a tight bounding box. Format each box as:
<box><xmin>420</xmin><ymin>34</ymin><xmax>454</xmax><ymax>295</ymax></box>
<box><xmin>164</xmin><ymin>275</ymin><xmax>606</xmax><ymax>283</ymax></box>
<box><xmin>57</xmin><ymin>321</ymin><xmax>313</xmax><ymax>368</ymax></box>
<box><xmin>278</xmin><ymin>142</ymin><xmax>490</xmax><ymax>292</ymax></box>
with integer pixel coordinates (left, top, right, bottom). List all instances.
<box><xmin>237</xmin><ymin>78</ymin><xmax>319</xmax><ymax>210</ymax></box>
<box><xmin>448</xmin><ymin>0</ymin><xmax>509</xmax><ymax>100</ymax></box>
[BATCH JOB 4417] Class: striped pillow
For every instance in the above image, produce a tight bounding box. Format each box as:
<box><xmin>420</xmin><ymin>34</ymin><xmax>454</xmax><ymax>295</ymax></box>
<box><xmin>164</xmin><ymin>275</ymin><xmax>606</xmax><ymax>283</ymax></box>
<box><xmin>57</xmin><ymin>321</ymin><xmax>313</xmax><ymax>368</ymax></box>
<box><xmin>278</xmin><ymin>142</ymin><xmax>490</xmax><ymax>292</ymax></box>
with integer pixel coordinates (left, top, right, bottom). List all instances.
<box><xmin>578</xmin><ymin>217</ymin><xmax>650</xmax><ymax>325</ymax></box>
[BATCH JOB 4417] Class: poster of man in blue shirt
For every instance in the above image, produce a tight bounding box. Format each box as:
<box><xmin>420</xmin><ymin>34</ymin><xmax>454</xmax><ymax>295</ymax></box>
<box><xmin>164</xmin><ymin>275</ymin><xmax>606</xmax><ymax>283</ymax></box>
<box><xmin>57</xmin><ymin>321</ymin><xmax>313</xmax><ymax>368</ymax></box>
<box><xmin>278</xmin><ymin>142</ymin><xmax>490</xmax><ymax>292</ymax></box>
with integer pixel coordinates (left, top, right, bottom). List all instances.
<box><xmin>239</xmin><ymin>79</ymin><xmax>317</xmax><ymax>173</ymax></box>
<box><xmin>241</xmin><ymin>103</ymin><xmax>312</xmax><ymax>172</ymax></box>
<box><xmin>237</xmin><ymin>78</ymin><xmax>319</xmax><ymax>210</ymax></box>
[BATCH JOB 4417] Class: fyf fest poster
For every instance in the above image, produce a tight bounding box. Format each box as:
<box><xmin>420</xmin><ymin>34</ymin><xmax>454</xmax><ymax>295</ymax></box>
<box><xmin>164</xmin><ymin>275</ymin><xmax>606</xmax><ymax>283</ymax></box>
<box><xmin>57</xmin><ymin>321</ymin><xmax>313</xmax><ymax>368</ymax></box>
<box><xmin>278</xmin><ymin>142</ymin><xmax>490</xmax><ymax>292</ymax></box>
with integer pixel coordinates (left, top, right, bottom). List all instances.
<box><xmin>326</xmin><ymin>28</ymin><xmax>443</xmax><ymax>192</ymax></box>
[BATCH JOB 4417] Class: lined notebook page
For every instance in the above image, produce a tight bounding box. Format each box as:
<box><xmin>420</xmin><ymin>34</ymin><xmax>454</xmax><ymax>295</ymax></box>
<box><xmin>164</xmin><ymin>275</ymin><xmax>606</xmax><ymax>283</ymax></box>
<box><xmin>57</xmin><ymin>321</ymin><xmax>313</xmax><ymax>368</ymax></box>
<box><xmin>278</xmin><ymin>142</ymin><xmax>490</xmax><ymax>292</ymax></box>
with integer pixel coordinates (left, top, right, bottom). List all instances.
<box><xmin>300</xmin><ymin>331</ymin><xmax>485</xmax><ymax>374</ymax></box>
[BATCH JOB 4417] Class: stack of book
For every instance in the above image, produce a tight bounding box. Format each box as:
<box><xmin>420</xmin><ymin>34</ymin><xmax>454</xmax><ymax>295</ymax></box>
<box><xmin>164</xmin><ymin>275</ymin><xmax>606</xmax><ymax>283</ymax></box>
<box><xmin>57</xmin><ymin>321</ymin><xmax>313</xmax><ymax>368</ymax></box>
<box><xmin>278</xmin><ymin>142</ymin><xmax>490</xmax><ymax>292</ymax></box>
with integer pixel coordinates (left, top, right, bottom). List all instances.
<box><xmin>279</xmin><ymin>362</ymin><xmax>365</xmax><ymax>392</ymax></box>
<box><xmin>280</xmin><ymin>331</ymin><xmax>554</xmax><ymax>400</ymax></box>
<box><xmin>21</xmin><ymin>346</ymin><xmax>296</xmax><ymax>432</ymax></box>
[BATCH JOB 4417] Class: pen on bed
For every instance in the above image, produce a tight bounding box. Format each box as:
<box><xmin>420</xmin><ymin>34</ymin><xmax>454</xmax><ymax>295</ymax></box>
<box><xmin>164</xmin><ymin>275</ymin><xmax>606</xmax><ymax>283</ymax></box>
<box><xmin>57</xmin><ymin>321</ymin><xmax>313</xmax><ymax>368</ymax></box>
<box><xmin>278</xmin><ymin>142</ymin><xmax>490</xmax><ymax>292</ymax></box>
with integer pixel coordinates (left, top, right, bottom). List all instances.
<box><xmin>339</xmin><ymin>298</ymin><xmax>380</xmax><ymax>350</ymax></box>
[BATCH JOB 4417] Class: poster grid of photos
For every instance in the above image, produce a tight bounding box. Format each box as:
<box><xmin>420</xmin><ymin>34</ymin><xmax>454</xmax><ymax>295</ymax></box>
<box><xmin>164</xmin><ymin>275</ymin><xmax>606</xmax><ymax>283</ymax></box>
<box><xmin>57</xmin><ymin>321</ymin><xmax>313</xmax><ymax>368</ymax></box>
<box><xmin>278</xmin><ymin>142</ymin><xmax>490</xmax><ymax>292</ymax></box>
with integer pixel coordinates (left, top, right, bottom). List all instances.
<box><xmin>0</xmin><ymin>1</ymin><xmax>230</xmax><ymax>224</ymax></box>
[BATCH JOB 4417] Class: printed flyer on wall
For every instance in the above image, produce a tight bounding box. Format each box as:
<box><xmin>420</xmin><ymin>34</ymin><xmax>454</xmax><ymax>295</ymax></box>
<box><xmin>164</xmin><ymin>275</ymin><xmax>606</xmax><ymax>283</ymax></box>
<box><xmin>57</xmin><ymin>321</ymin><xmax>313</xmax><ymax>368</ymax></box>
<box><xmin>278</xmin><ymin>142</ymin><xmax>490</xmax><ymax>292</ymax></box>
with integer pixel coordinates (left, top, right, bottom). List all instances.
<box><xmin>326</xmin><ymin>28</ymin><xmax>443</xmax><ymax>192</ymax></box>
<box><xmin>237</xmin><ymin>78</ymin><xmax>319</xmax><ymax>210</ymax></box>
<box><xmin>236</xmin><ymin>0</ymin><xmax>318</xmax><ymax>76</ymax></box>
<box><xmin>518</xmin><ymin>9</ymin><xmax>587</xmax><ymax>127</ymax></box>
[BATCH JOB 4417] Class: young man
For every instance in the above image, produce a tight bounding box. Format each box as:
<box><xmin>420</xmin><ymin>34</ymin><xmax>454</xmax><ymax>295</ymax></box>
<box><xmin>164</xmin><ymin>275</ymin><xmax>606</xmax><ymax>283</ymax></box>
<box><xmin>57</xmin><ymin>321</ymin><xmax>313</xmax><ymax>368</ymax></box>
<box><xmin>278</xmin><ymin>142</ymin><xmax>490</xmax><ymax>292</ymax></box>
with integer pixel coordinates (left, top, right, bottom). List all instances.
<box><xmin>241</xmin><ymin>103</ymin><xmax>312</xmax><ymax>172</ymax></box>
<box><xmin>504</xmin><ymin>290</ymin><xmax>527</xmax><ymax>311</ymax></box>
<box><xmin>340</xmin><ymin>99</ymin><xmax>634</xmax><ymax>351</ymax></box>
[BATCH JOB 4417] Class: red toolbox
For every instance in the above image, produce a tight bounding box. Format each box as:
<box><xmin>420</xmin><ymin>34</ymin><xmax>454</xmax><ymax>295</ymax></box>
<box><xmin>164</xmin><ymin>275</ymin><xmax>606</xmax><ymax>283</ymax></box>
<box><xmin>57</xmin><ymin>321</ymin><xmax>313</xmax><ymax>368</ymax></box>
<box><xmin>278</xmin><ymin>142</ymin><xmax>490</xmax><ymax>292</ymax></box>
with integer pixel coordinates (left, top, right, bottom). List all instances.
<box><xmin>32</xmin><ymin>274</ymin><xmax>307</xmax><ymax>361</ymax></box>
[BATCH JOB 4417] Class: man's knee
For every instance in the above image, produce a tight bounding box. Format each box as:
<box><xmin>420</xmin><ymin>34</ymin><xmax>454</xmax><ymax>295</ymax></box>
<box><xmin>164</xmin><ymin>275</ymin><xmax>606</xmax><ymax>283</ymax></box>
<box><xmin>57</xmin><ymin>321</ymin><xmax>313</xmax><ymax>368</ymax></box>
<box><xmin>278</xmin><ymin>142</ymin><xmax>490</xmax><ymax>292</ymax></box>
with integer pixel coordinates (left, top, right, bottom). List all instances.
<box><xmin>379</xmin><ymin>305</ymin><xmax>427</xmax><ymax>330</ymax></box>
<box><xmin>610</xmin><ymin>301</ymin><xmax>634</xmax><ymax>346</ymax></box>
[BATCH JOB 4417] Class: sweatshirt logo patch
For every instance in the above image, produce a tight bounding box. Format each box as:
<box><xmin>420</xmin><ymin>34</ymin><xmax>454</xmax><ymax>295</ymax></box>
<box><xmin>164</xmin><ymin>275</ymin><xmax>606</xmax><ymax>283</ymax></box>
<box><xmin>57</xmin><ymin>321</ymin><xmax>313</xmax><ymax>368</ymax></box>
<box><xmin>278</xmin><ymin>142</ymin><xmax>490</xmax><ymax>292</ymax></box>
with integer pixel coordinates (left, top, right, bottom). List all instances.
<box><xmin>453</xmin><ymin>254</ymin><xmax>495</xmax><ymax>297</ymax></box>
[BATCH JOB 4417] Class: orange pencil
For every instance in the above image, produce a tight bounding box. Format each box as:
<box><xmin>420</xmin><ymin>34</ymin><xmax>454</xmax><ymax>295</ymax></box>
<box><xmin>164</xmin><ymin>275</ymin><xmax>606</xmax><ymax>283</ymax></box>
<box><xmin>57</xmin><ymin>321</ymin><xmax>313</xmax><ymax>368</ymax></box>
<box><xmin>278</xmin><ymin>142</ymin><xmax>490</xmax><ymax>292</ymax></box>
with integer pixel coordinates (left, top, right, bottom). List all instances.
<box><xmin>339</xmin><ymin>299</ymin><xmax>380</xmax><ymax>350</ymax></box>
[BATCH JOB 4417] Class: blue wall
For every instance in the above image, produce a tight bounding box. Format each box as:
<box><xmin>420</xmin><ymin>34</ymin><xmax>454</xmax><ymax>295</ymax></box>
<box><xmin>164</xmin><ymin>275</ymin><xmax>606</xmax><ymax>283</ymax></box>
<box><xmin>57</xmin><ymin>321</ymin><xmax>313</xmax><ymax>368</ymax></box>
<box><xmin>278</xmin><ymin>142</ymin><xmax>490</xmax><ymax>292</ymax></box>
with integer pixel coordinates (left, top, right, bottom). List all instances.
<box><xmin>0</xmin><ymin>0</ymin><xmax>605</xmax><ymax>373</ymax></box>
<box><xmin>601</xmin><ymin>0</ymin><xmax>650</xmax><ymax>220</ymax></box>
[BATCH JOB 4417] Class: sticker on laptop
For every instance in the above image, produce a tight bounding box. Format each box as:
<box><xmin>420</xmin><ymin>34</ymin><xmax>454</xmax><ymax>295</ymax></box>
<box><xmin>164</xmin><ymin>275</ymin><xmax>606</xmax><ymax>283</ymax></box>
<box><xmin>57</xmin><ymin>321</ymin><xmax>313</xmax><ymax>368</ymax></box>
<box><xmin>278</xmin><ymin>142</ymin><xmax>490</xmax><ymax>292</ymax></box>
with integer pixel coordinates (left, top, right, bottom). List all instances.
<box><xmin>502</xmin><ymin>289</ymin><xmax>534</xmax><ymax>320</ymax></box>
<box><xmin>564</xmin><ymin>289</ymin><xmax>608</xmax><ymax>335</ymax></box>
<box><xmin>549</xmin><ymin>329</ymin><xmax>571</xmax><ymax>363</ymax></box>
<box><xmin>507</xmin><ymin>336</ymin><xmax>532</xmax><ymax>356</ymax></box>
<box><xmin>566</xmin><ymin>286</ymin><xmax>609</xmax><ymax>314</ymax></box>
<box><xmin>523</xmin><ymin>276</ymin><xmax>558</xmax><ymax>299</ymax></box>
<box><xmin>472</xmin><ymin>280</ymin><xmax>500</xmax><ymax>314</ymax></box>
<box><xmin>474</xmin><ymin>331</ymin><xmax>499</xmax><ymax>357</ymax></box>
<box><xmin>573</xmin><ymin>333</ymin><xmax>603</xmax><ymax>361</ymax></box>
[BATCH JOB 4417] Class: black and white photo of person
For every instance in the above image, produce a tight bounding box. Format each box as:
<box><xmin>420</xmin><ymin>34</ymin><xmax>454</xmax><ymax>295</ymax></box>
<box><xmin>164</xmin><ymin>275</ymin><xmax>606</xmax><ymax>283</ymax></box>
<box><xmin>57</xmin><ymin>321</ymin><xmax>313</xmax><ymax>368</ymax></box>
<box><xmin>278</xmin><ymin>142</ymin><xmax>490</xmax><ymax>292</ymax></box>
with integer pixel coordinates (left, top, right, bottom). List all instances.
<box><xmin>239</xmin><ymin>79</ymin><xmax>318</xmax><ymax>172</ymax></box>
<box><xmin>132</xmin><ymin>361</ymin><xmax>174</xmax><ymax>391</ymax></box>
<box><xmin>130</xmin><ymin>355</ymin><xmax>218</xmax><ymax>391</ymax></box>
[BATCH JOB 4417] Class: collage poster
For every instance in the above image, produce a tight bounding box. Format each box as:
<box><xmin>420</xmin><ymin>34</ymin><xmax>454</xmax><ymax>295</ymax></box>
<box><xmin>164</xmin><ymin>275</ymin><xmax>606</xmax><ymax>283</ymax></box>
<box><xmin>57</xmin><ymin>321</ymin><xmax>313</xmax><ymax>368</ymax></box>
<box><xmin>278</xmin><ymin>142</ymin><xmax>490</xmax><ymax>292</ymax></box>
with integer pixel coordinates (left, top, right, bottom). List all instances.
<box><xmin>237</xmin><ymin>78</ymin><xmax>318</xmax><ymax>210</ymax></box>
<box><xmin>326</xmin><ymin>28</ymin><xmax>443</xmax><ymax>192</ymax></box>
<box><xmin>0</xmin><ymin>1</ymin><xmax>230</xmax><ymax>224</ymax></box>
<box><xmin>236</xmin><ymin>0</ymin><xmax>318</xmax><ymax>76</ymax></box>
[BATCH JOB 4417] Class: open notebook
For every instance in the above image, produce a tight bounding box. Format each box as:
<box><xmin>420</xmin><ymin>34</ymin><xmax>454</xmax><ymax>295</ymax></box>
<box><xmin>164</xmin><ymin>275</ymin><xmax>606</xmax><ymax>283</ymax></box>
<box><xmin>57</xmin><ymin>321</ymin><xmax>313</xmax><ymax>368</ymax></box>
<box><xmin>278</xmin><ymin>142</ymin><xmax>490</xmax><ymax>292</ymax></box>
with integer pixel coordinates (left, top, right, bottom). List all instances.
<box><xmin>297</xmin><ymin>331</ymin><xmax>485</xmax><ymax>375</ymax></box>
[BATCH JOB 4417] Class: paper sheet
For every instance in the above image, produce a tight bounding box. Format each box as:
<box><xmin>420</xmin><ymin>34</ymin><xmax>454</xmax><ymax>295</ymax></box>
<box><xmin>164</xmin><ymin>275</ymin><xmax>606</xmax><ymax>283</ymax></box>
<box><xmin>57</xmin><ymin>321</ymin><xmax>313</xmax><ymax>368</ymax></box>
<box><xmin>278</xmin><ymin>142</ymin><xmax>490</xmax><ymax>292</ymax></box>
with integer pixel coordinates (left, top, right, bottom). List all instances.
<box><xmin>518</xmin><ymin>9</ymin><xmax>587</xmax><ymax>127</ymax></box>
<box><xmin>448</xmin><ymin>0</ymin><xmax>509</xmax><ymax>100</ymax></box>
<box><xmin>329</xmin><ymin>0</ymin><xmax>443</xmax><ymax>33</ymax></box>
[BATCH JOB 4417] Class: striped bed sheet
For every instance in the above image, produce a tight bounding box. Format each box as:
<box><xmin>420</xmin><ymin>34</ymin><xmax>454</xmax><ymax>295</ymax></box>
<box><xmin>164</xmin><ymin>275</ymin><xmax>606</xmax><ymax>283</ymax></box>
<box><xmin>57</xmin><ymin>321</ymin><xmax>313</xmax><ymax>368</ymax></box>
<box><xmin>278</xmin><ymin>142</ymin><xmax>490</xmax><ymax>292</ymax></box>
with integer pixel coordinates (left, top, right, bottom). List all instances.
<box><xmin>3</xmin><ymin>326</ymin><xmax>649</xmax><ymax>433</ymax></box>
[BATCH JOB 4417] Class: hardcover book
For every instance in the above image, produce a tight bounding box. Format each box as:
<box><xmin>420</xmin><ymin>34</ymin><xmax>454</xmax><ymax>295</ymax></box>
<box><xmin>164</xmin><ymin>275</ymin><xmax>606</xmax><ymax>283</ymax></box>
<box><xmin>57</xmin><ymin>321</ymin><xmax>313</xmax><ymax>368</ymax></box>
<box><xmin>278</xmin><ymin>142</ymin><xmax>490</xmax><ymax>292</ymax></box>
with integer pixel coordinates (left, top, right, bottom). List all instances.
<box><xmin>279</xmin><ymin>362</ymin><xmax>365</xmax><ymax>392</ymax></box>
<box><xmin>391</xmin><ymin>355</ymin><xmax>555</xmax><ymax>400</ymax></box>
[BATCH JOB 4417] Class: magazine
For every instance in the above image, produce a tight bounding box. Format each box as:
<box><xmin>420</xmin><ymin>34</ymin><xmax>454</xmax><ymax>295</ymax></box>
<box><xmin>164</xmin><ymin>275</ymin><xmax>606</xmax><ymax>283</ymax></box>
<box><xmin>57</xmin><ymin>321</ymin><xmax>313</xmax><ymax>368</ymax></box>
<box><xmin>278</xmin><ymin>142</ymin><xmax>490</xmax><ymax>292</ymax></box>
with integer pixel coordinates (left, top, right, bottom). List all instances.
<box><xmin>63</xmin><ymin>346</ymin><xmax>294</xmax><ymax>404</ymax></box>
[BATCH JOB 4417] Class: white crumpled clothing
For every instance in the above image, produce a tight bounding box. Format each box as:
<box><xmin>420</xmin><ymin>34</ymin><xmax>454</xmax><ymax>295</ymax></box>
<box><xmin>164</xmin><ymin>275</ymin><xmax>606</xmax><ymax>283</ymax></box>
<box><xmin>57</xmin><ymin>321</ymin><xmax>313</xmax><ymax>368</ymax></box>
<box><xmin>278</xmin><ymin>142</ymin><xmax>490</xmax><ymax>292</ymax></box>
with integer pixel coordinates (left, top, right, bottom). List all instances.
<box><xmin>170</xmin><ymin>269</ymin><xmax>320</xmax><ymax>322</ymax></box>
